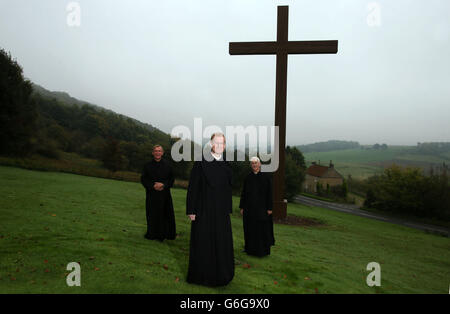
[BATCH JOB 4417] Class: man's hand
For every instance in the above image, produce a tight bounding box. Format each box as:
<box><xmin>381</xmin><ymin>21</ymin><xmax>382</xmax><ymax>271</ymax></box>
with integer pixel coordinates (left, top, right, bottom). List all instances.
<box><xmin>153</xmin><ymin>182</ymin><xmax>164</xmax><ymax>191</ymax></box>
<box><xmin>240</xmin><ymin>208</ymin><xmax>244</xmax><ymax>215</ymax></box>
<box><xmin>267</xmin><ymin>210</ymin><xmax>272</xmax><ymax>215</ymax></box>
<box><xmin>188</xmin><ymin>214</ymin><xmax>196</xmax><ymax>221</ymax></box>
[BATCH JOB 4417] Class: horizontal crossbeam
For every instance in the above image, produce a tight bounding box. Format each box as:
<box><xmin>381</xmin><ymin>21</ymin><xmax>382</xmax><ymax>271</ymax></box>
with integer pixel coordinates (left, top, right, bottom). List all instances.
<box><xmin>229</xmin><ymin>40</ymin><xmax>338</xmax><ymax>55</ymax></box>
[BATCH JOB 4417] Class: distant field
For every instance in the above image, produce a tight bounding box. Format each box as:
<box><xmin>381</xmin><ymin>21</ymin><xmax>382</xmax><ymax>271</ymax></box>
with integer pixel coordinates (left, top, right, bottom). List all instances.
<box><xmin>1</xmin><ymin>166</ymin><xmax>449</xmax><ymax>294</ymax></box>
<box><xmin>303</xmin><ymin>146</ymin><xmax>449</xmax><ymax>179</ymax></box>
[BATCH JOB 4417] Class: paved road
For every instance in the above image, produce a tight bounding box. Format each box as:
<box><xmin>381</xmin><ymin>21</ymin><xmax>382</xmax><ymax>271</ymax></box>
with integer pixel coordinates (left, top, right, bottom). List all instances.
<box><xmin>293</xmin><ymin>195</ymin><xmax>449</xmax><ymax>237</ymax></box>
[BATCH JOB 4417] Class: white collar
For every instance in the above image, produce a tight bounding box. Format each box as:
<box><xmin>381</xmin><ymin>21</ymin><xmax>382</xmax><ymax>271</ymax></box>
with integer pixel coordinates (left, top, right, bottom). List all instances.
<box><xmin>211</xmin><ymin>152</ymin><xmax>222</xmax><ymax>160</ymax></box>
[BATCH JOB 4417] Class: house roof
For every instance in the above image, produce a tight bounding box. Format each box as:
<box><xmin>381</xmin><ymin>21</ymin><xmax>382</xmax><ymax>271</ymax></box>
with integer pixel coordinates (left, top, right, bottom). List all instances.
<box><xmin>306</xmin><ymin>164</ymin><xmax>329</xmax><ymax>177</ymax></box>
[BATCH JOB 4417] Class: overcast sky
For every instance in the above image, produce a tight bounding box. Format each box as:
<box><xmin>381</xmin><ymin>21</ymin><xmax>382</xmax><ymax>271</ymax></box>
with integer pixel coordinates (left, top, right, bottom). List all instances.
<box><xmin>0</xmin><ymin>0</ymin><xmax>449</xmax><ymax>146</ymax></box>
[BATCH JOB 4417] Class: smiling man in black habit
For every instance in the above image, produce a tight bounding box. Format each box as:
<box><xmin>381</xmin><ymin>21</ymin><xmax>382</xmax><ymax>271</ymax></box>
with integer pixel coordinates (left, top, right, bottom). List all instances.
<box><xmin>186</xmin><ymin>132</ymin><xmax>234</xmax><ymax>287</ymax></box>
<box><xmin>239</xmin><ymin>156</ymin><xmax>275</xmax><ymax>257</ymax></box>
<box><xmin>141</xmin><ymin>145</ymin><xmax>176</xmax><ymax>242</ymax></box>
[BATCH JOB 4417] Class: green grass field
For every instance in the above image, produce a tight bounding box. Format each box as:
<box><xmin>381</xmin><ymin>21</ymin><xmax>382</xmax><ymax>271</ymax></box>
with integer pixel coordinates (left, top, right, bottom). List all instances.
<box><xmin>1</xmin><ymin>166</ymin><xmax>449</xmax><ymax>294</ymax></box>
<box><xmin>303</xmin><ymin>146</ymin><xmax>449</xmax><ymax>179</ymax></box>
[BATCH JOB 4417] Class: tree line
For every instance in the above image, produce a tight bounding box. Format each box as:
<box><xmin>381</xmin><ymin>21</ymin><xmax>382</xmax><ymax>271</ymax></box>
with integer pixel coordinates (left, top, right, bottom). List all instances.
<box><xmin>413</xmin><ymin>142</ymin><xmax>450</xmax><ymax>157</ymax></box>
<box><xmin>363</xmin><ymin>164</ymin><xmax>450</xmax><ymax>221</ymax></box>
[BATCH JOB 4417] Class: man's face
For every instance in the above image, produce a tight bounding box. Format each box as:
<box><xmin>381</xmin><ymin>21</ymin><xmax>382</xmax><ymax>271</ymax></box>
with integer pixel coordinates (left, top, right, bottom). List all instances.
<box><xmin>211</xmin><ymin>136</ymin><xmax>225</xmax><ymax>154</ymax></box>
<box><xmin>251</xmin><ymin>160</ymin><xmax>261</xmax><ymax>173</ymax></box>
<box><xmin>152</xmin><ymin>147</ymin><xmax>164</xmax><ymax>160</ymax></box>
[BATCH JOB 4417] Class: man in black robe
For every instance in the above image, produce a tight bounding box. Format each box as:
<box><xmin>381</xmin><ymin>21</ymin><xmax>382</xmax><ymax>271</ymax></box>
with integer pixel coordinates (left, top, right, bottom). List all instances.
<box><xmin>186</xmin><ymin>133</ymin><xmax>234</xmax><ymax>286</ymax></box>
<box><xmin>239</xmin><ymin>156</ymin><xmax>275</xmax><ymax>257</ymax></box>
<box><xmin>141</xmin><ymin>145</ymin><xmax>176</xmax><ymax>241</ymax></box>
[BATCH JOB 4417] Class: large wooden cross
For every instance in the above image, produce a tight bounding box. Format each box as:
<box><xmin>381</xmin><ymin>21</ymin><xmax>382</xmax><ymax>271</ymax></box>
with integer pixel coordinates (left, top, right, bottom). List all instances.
<box><xmin>229</xmin><ymin>6</ymin><xmax>338</xmax><ymax>220</ymax></box>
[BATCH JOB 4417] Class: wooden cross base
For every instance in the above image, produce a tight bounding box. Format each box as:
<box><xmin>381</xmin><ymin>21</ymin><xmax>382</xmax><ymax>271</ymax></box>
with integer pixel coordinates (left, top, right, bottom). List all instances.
<box><xmin>272</xmin><ymin>200</ymin><xmax>287</xmax><ymax>220</ymax></box>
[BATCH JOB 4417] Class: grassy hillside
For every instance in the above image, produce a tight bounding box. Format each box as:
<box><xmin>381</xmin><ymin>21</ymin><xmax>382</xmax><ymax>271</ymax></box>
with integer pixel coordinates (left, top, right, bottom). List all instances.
<box><xmin>1</xmin><ymin>166</ymin><xmax>449</xmax><ymax>293</ymax></box>
<box><xmin>303</xmin><ymin>146</ymin><xmax>449</xmax><ymax>179</ymax></box>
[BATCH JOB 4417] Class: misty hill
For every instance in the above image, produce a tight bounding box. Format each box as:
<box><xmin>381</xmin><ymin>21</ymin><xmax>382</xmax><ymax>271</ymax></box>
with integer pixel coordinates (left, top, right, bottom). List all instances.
<box><xmin>32</xmin><ymin>83</ymin><xmax>98</xmax><ymax>108</ymax></box>
<box><xmin>25</xmin><ymin>81</ymin><xmax>195</xmax><ymax>177</ymax></box>
<box><xmin>296</xmin><ymin>140</ymin><xmax>360</xmax><ymax>153</ymax></box>
<box><xmin>31</xmin><ymin>83</ymin><xmax>158</xmax><ymax>134</ymax></box>
<box><xmin>302</xmin><ymin>144</ymin><xmax>450</xmax><ymax>180</ymax></box>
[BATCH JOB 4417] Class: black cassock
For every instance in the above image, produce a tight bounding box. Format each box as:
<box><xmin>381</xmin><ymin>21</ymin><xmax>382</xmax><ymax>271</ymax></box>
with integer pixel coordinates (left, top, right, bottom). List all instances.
<box><xmin>186</xmin><ymin>155</ymin><xmax>234</xmax><ymax>287</ymax></box>
<box><xmin>239</xmin><ymin>171</ymin><xmax>275</xmax><ymax>257</ymax></box>
<box><xmin>141</xmin><ymin>159</ymin><xmax>176</xmax><ymax>241</ymax></box>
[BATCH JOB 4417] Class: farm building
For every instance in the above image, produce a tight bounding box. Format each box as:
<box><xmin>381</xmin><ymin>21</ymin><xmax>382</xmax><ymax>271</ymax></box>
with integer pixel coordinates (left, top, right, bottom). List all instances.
<box><xmin>303</xmin><ymin>161</ymin><xmax>344</xmax><ymax>193</ymax></box>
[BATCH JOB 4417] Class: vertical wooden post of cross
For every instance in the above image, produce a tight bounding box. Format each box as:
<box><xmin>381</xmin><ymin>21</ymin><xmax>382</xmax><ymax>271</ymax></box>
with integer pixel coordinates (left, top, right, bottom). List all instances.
<box><xmin>229</xmin><ymin>6</ymin><xmax>338</xmax><ymax>219</ymax></box>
